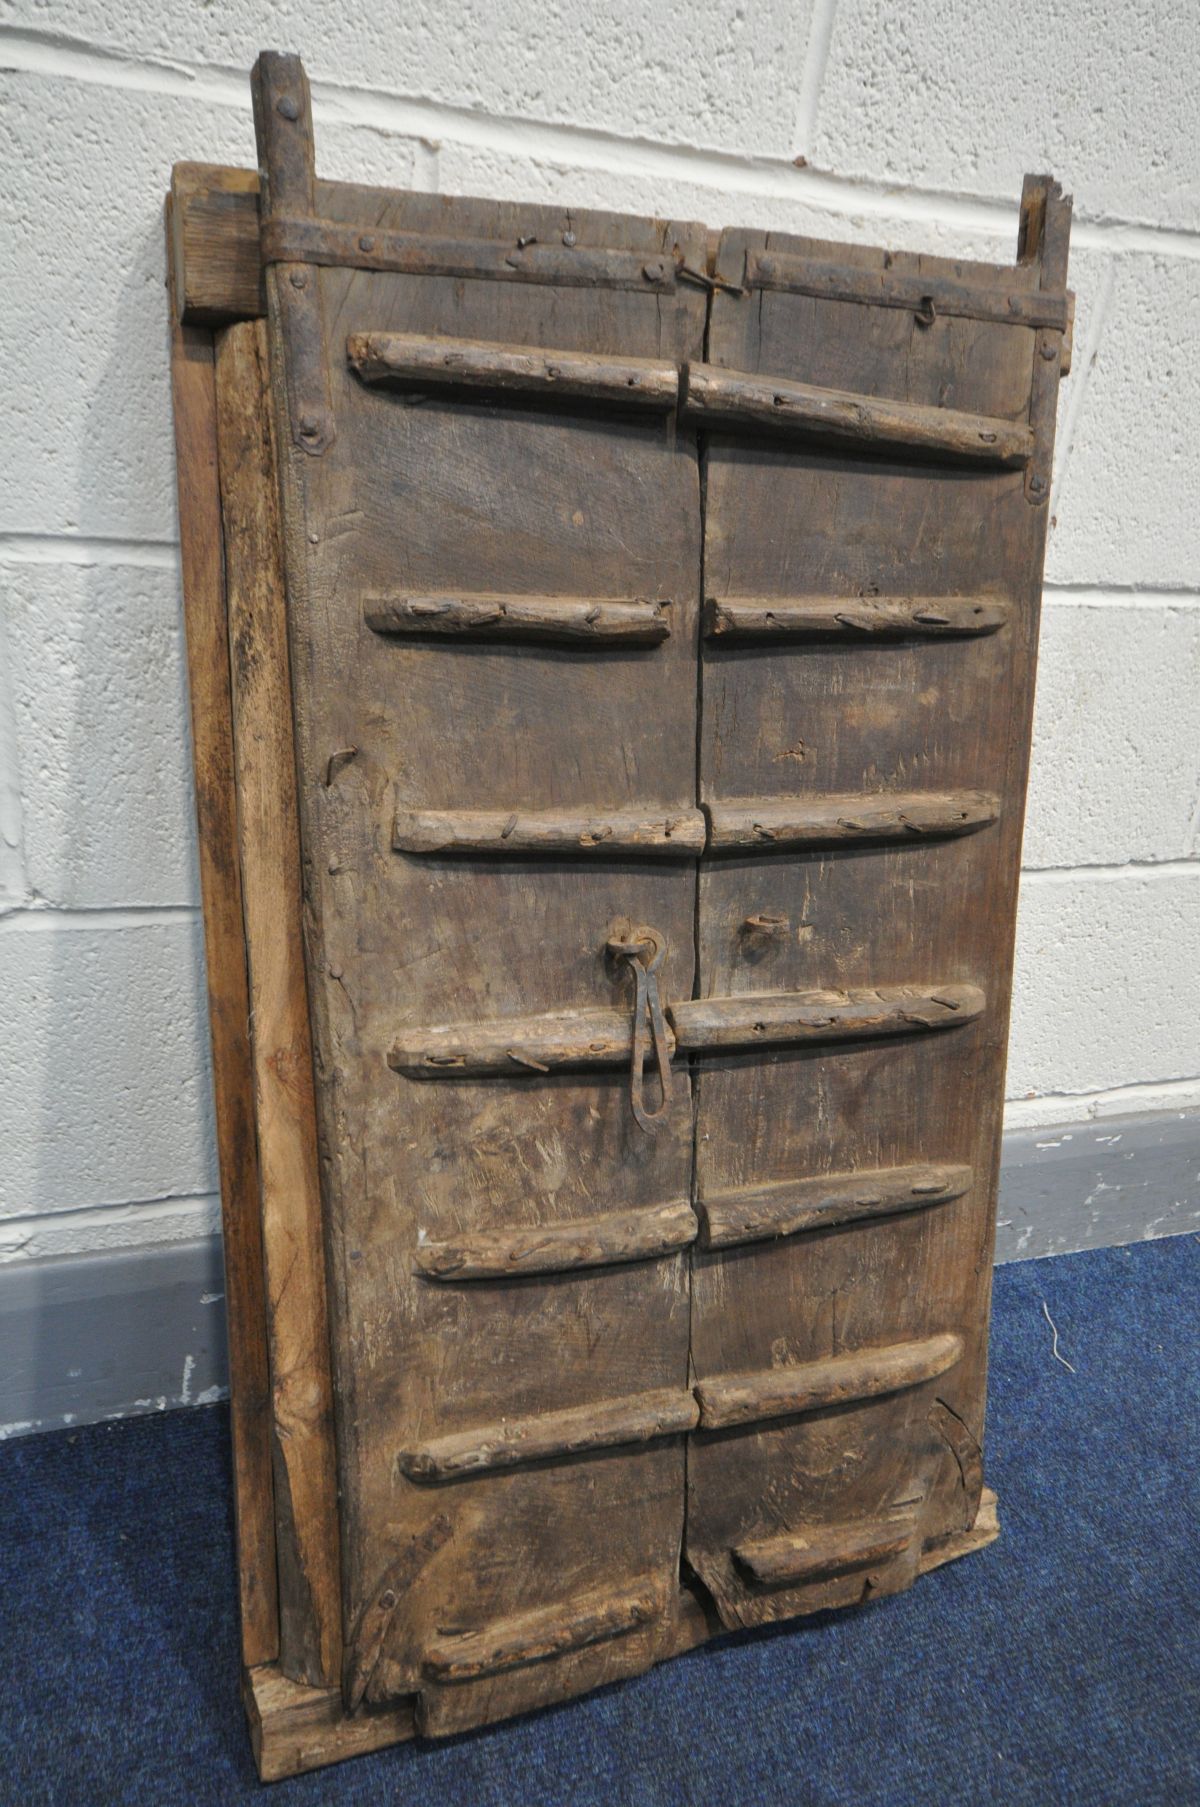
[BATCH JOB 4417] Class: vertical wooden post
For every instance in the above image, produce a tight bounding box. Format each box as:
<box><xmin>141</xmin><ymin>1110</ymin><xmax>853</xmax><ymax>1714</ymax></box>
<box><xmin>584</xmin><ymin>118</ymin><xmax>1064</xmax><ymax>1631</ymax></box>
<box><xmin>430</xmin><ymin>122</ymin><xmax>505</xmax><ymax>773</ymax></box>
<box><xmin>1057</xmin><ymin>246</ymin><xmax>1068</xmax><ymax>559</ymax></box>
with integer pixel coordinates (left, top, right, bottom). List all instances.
<box><xmin>165</xmin><ymin>200</ymin><xmax>280</xmax><ymax>1671</ymax></box>
<box><xmin>1019</xmin><ymin>174</ymin><xmax>1073</xmax><ymax>504</ymax></box>
<box><xmin>215</xmin><ymin>318</ymin><xmax>343</xmax><ymax>1689</ymax></box>
<box><xmin>250</xmin><ymin>52</ymin><xmax>335</xmax><ymax>455</ymax></box>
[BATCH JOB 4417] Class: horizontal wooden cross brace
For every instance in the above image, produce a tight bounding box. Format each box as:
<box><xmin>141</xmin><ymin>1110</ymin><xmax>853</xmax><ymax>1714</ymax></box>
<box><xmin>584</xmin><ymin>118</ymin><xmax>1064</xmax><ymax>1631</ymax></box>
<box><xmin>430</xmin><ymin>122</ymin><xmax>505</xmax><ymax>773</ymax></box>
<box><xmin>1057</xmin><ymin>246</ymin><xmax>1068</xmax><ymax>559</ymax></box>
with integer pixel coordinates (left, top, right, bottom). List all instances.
<box><xmin>396</xmin><ymin>1332</ymin><xmax>963</xmax><ymax>1481</ymax></box>
<box><xmin>388</xmin><ymin>984</ymin><xmax>985</xmax><ymax>1076</ymax></box>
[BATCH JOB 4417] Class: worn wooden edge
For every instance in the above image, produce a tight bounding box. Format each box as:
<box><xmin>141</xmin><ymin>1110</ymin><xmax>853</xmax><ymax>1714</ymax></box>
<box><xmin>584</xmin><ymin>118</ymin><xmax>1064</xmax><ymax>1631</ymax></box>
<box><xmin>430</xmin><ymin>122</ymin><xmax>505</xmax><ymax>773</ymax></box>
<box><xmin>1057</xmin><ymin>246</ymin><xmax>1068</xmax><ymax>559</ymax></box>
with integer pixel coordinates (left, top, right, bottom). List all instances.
<box><xmin>169</xmin><ymin>163</ymin><xmax>264</xmax><ymax>325</ymax></box>
<box><xmin>703</xmin><ymin>594</ymin><xmax>1010</xmax><ymax>641</ymax></box>
<box><xmin>389</xmin><ymin>1004</ymin><xmax>677</xmax><ymax>1079</ymax></box>
<box><xmin>694</xmin><ymin>1332</ymin><xmax>965</xmax><ymax>1431</ymax></box>
<box><xmin>415</xmin><ymin>1198</ymin><xmax>698</xmax><ymax>1280</ymax></box>
<box><xmin>423</xmin><ymin>1581</ymin><xmax>661</xmax><ymax>1682</ymax></box>
<box><xmin>348</xmin><ymin>330</ymin><xmax>679</xmax><ymax>409</ymax></box>
<box><xmin>166</xmin><ymin>197</ymin><xmax>280</xmax><ymax>1671</ymax></box>
<box><xmin>394</xmin><ymin>804</ymin><xmax>707</xmax><ymax>857</ymax></box>
<box><xmin>681</xmin><ymin>363</ymin><xmax>1034</xmax><ymax>465</ymax></box>
<box><xmin>705</xmin><ymin>791</ymin><xmax>999</xmax><ymax>852</ymax></box>
<box><xmin>397</xmin><ymin>1386</ymin><xmax>700</xmax><ymax>1482</ymax></box>
<box><xmin>733</xmin><ymin>1512</ymin><xmax>918</xmax><ymax>1586</ymax></box>
<box><xmin>215</xmin><ymin>318</ymin><xmax>342</xmax><ymax>1689</ymax></box>
<box><xmin>670</xmin><ymin>983</ymin><xmax>986</xmax><ymax>1055</ymax></box>
<box><xmin>698</xmin><ymin>1162</ymin><xmax>973</xmax><ymax>1251</ymax></box>
<box><xmin>243</xmin><ymin>1663</ymin><xmax>415</xmax><ymax>1783</ymax></box>
<box><xmin>242</xmin><ymin>1492</ymin><xmax>999</xmax><ymax>1777</ymax></box>
<box><xmin>366</xmin><ymin>593</ymin><xmax>672</xmax><ymax>645</ymax></box>
<box><xmin>918</xmin><ymin>1485</ymin><xmax>1001</xmax><ymax>1575</ymax></box>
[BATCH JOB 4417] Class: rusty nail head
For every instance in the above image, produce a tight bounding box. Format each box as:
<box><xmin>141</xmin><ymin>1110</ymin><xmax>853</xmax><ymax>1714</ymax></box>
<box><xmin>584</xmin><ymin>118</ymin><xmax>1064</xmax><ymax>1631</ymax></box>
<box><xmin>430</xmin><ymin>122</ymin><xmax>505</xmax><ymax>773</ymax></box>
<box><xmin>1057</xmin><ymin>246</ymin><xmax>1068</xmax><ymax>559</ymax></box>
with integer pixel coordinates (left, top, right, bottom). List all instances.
<box><xmin>1029</xmin><ymin>473</ymin><xmax>1047</xmax><ymax>495</ymax></box>
<box><xmin>359</xmin><ymin>235</ymin><xmax>375</xmax><ymax>253</ymax></box>
<box><xmin>276</xmin><ymin>95</ymin><xmax>300</xmax><ymax>121</ymax></box>
<box><xmin>299</xmin><ymin>415</ymin><xmax>320</xmax><ymax>438</ymax></box>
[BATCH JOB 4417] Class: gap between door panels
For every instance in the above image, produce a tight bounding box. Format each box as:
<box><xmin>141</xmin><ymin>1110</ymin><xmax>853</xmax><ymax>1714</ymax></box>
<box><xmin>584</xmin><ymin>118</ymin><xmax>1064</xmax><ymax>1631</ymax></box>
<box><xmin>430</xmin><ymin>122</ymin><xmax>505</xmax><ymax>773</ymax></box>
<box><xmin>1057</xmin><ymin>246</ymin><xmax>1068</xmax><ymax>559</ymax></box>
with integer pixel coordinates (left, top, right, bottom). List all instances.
<box><xmin>680</xmin><ymin>261</ymin><xmax>718</xmax><ymax>1603</ymax></box>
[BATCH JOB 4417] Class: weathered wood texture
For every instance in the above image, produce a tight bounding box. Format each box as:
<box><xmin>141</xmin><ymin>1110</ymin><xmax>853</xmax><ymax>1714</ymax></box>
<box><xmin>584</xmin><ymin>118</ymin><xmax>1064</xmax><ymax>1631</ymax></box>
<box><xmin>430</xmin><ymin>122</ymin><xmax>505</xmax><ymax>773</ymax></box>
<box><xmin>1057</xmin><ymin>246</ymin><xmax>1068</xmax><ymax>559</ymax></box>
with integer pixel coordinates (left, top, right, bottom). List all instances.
<box><xmin>681</xmin><ymin>363</ymin><xmax>1034</xmax><ymax>463</ymax></box>
<box><xmin>214</xmin><ymin>318</ymin><xmax>341</xmax><ymax>1688</ymax></box>
<box><xmin>685</xmin><ymin>198</ymin><xmax>1067</xmax><ymax>1633</ymax></box>
<box><xmin>414</xmin><ymin>1197</ymin><xmax>698</xmax><ymax>1280</ymax></box>
<box><xmin>704</xmin><ymin>593</ymin><xmax>1010</xmax><ymax>640</ymax></box>
<box><xmin>166</xmin><ymin>204</ymin><xmax>278</xmax><ymax>1671</ymax></box>
<box><xmin>255</xmin><ymin>49</ymin><xmax>709</xmax><ymax>1740</ymax></box>
<box><xmin>367</xmin><ymin>592</ymin><xmax>672</xmax><ymax>645</ymax></box>
<box><xmin>348</xmin><ymin>331</ymin><xmax>679</xmax><ymax>409</ymax></box>
<box><xmin>698</xmin><ymin>1163</ymin><xmax>973</xmax><ymax>1250</ymax></box>
<box><xmin>394</xmin><ymin>804</ymin><xmax>706</xmax><ymax>857</ymax></box>
<box><xmin>705</xmin><ymin>791</ymin><xmax>999</xmax><ymax>850</ymax></box>
<box><xmin>175</xmin><ymin>73</ymin><xmax>1066</xmax><ymax>1766</ymax></box>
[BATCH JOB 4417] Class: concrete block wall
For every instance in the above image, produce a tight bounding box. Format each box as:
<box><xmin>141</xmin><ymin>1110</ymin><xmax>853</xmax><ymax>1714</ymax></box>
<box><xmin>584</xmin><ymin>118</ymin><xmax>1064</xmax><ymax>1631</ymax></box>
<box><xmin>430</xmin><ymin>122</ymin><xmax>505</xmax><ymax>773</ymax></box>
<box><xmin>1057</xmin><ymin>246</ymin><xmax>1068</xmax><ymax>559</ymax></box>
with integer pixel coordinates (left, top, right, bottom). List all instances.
<box><xmin>1</xmin><ymin>2</ymin><xmax>1197</xmax><ymax>1431</ymax></box>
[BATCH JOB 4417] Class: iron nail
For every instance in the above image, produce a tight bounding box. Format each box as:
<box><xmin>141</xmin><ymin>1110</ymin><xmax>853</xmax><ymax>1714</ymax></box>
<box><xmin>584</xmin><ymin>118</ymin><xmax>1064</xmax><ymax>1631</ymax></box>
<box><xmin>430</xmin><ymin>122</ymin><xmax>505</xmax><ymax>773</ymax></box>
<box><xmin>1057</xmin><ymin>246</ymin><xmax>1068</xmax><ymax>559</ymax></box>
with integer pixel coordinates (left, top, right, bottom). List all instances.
<box><xmin>276</xmin><ymin>96</ymin><xmax>300</xmax><ymax>121</ymax></box>
<box><xmin>562</xmin><ymin>230</ymin><xmax>577</xmax><ymax>247</ymax></box>
<box><xmin>359</xmin><ymin>235</ymin><xmax>375</xmax><ymax>253</ymax></box>
<box><xmin>289</xmin><ymin>268</ymin><xmax>308</xmax><ymax>288</ymax></box>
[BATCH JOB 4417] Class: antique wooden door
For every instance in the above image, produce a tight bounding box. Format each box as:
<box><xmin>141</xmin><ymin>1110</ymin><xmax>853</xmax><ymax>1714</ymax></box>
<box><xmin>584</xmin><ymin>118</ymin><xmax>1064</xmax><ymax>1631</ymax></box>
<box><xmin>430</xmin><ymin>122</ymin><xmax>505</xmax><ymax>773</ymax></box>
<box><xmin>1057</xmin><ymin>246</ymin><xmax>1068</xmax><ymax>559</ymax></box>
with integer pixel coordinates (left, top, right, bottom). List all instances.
<box><xmin>226</xmin><ymin>51</ymin><xmax>1070</xmax><ymax>1751</ymax></box>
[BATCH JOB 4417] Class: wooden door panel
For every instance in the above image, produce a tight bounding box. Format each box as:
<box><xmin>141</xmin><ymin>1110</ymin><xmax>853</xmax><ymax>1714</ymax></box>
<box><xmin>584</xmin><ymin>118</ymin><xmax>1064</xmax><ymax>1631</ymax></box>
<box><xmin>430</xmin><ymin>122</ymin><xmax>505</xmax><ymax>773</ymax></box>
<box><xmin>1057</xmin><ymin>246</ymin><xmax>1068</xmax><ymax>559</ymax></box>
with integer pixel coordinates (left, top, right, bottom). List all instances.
<box><xmin>686</xmin><ymin>202</ymin><xmax>1068</xmax><ymax>1629</ymax></box>
<box><xmin>255</xmin><ymin>56</ymin><xmax>708</xmax><ymax>1735</ymax></box>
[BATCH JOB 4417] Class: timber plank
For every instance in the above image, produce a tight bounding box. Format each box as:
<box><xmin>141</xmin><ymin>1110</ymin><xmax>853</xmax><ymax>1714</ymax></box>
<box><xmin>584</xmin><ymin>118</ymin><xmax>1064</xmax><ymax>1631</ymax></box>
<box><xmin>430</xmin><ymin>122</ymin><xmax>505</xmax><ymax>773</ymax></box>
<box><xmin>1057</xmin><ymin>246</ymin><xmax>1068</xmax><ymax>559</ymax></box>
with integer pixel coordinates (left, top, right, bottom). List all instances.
<box><xmin>215</xmin><ymin>319</ymin><xmax>342</xmax><ymax>1688</ymax></box>
<box><xmin>166</xmin><ymin>202</ymin><xmax>278</xmax><ymax>1671</ymax></box>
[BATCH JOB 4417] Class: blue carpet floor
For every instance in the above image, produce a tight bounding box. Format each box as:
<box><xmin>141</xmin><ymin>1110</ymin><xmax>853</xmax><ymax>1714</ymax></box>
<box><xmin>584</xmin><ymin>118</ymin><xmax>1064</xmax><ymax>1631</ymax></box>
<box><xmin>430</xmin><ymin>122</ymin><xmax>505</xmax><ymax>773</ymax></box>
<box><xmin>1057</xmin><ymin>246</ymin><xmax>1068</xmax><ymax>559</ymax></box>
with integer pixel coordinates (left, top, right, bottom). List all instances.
<box><xmin>1</xmin><ymin>1236</ymin><xmax>1196</xmax><ymax>1806</ymax></box>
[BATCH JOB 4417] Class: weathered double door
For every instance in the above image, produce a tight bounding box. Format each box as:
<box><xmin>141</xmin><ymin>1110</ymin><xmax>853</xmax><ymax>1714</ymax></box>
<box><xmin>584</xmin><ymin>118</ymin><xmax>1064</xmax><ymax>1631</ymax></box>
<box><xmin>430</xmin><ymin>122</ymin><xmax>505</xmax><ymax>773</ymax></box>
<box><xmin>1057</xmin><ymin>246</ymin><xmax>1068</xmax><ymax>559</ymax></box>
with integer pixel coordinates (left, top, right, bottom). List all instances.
<box><xmin>250</xmin><ymin>54</ymin><xmax>1069</xmax><ymax>1740</ymax></box>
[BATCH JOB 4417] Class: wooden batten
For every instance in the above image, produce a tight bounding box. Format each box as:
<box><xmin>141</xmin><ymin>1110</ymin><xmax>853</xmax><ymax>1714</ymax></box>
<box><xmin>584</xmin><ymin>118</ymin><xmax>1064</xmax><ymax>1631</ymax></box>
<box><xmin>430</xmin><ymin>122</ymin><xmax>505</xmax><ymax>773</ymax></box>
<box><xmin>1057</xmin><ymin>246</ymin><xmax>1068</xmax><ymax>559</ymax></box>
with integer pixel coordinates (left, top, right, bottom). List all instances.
<box><xmin>394</xmin><ymin>804</ymin><xmax>706</xmax><ymax>858</ymax></box>
<box><xmin>397</xmin><ymin>1387</ymin><xmax>700</xmax><ymax>1481</ymax></box>
<box><xmin>167</xmin><ymin>212</ymin><xmax>279</xmax><ymax>1670</ymax></box>
<box><xmin>366</xmin><ymin>592</ymin><xmax>672</xmax><ymax>646</ymax></box>
<box><xmin>214</xmin><ymin>317</ymin><xmax>342</xmax><ymax>1689</ymax></box>
<box><xmin>705</xmin><ymin>791</ymin><xmax>999</xmax><ymax>852</ymax></box>
<box><xmin>390</xmin><ymin>1005</ymin><xmax>671</xmax><ymax>1079</ymax></box>
<box><xmin>670</xmin><ymin>983</ymin><xmax>986</xmax><ymax>1055</ymax></box>
<box><xmin>264</xmin><ymin>215</ymin><xmax>677</xmax><ymax>291</ymax></box>
<box><xmin>681</xmin><ymin>363</ymin><xmax>1033</xmax><ymax>465</ymax></box>
<box><xmin>415</xmin><ymin>1199</ymin><xmax>698</xmax><ymax>1280</ymax></box>
<box><xmin>695</xmin><ymin>1332</ymin><xmax>965</xmax><ymax>1431</ymax></box>
<box><xmin>743</xmin><ymin>249</ymin><xmax>1070</xmax><ymax>332</ymax></box>
<box><xmin>423</xmin><ymin>1583</ymin><xmax>659</xmax><ymax>1682</ymax></box>
<box><xmin>703</xmin><ymin>594</ymin><xmax>1010</xmax><ymax>640</ymax></box>
<box><xmin>733</xmin><ymin>1513</ymin><xmax>917</xmax><ymax>1586</ymax></box>
<box><xmin>348</xmin><ymin>331</ymin><xmax>680</xmax><ymax>410</ymax></box>
<box><xmin>698</xmin><ymin>1163</ymin><xmax>974</xmax><ymax>1250</ymax></box>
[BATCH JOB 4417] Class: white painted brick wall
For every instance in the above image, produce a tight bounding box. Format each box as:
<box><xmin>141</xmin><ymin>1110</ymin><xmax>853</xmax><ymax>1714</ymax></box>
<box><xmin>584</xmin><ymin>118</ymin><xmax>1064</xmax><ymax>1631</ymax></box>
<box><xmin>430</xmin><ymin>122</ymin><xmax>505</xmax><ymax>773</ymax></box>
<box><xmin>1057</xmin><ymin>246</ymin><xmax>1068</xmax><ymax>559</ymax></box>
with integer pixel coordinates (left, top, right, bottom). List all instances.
<box><xmin>0</xmin><ymin>1</ymin><xmax>1197</xmax><ymax>1293</ymax></box>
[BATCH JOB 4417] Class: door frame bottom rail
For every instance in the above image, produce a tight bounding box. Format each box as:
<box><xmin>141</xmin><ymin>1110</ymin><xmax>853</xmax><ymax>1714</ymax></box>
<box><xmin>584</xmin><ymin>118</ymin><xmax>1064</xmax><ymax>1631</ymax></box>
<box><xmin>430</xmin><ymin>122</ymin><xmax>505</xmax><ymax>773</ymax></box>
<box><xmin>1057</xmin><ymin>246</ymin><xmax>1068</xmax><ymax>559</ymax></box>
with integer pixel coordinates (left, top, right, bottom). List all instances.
<box><xmin>244</xmin><ymin>1487</ymin><xmax>999</xmax><ymax>1780</ymax></box>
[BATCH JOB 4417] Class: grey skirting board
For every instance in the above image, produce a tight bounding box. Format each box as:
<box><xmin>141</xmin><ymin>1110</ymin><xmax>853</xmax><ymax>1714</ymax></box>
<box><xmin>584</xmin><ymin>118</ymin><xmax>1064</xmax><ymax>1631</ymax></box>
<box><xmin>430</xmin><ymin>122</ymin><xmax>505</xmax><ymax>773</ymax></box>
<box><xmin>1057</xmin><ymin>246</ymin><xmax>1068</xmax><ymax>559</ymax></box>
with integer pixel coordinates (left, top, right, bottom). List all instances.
<box><xmin>2</xmin><ymin>1108</ymin><xmax>1196</xmax><ymax>1438</ymax></box>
